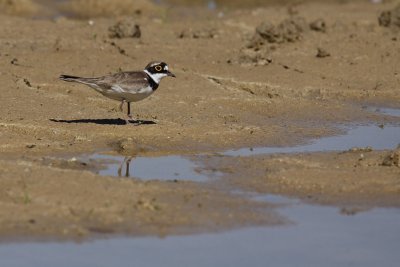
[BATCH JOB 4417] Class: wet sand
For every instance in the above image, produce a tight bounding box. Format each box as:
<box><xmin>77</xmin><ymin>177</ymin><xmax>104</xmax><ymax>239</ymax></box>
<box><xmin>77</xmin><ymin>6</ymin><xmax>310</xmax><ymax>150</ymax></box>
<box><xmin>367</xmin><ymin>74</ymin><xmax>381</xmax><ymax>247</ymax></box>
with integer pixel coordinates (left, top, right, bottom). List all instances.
<box><xmin>0</xmin><ymin>0</ymin><xmax>400</xmax><ymax>239</ymax></box>
<box><xmin>206</xmin><ymin>148</ymin><xmax>400</xmax><ymax>207</ymax></box>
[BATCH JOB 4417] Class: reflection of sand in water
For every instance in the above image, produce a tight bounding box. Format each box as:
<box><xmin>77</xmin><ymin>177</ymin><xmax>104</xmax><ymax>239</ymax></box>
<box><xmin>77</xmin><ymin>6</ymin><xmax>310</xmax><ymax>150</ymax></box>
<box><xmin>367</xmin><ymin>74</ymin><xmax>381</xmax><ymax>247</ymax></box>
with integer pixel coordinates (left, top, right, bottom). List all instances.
<box><xmin>0</xmin><ymin>0</ymin><xmax>40</xmax><ymax>16</ymax></box>
<box><xmin>60</xmin><ymin>0</ymin><xmax>160</xmax><ymax>18</ymax></box>
<box><xmin>153</xmin><ymin>0</ymin><xmax>360</xmax><ymax>8</ymax></box>
<box><xmin>0</xmin><ymin>0</ymin><xmax>365</xmax><ymax>18</ymax></box>
<box><xmin>0</xmin><ymin>0</ymin><xmax>160</xmax><ymax>18</ymax></box>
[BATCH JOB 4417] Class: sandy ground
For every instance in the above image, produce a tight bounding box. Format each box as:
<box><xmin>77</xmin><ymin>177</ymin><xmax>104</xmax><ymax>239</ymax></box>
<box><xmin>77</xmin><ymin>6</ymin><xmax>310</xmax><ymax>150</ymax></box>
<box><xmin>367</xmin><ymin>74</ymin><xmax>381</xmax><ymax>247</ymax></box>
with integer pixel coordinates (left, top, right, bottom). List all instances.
<box><xmin>0</xmin><ymin>0</ymin><xmax>400</xmax><ymax>239</ymax></box>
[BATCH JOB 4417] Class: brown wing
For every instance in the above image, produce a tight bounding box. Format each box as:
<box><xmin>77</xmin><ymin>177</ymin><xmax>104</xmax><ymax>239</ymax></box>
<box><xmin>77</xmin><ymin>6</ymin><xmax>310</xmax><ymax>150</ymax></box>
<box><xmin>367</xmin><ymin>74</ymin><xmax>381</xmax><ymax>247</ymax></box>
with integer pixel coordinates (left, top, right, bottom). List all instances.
<box><xmin>78</xmin><ymin>71</ymin><xmax>149</xmax><ymax>93</ymax></box>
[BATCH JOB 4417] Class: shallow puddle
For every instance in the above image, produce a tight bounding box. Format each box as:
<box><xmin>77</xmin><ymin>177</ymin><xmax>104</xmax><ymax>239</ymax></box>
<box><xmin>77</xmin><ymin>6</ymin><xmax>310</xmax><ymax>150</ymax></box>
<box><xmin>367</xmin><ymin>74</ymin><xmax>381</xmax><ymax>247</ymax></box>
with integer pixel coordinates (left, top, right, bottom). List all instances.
<box><xmin>88</xmin><ymin>154</ymin><xmax>211</xmax><ymax>182</ymax></box>
<box><xmin>224</xmin><ymin>124</ymin><xmax>400</xmax><ymax>157</ymax></box>
<box><xmin>365</xmin><ymin>106</ymin><xmax>400</xmax><ymax>118</ymax></box>
<box><xmin>87</xmin><ymin>123</ymin><xmax>400</xmax><ymax>181</ymax></box>
<box><xmin>84</xmin><ymin>107</ymin><xmax>400</xmax><ymax>180</ymax></box>
<box><xmin>1</xmin><ymin>201</ymin><xmax>399</xmax><ymax>267</ymax></box>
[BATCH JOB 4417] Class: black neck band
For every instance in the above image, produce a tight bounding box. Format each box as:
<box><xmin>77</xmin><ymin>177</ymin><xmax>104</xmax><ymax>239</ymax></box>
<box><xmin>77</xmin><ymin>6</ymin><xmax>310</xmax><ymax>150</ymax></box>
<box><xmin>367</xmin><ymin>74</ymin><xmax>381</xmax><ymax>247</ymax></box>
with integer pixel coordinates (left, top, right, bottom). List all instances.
<box><xmin>146</xmin><ymin>73</ymin><xmax>159</xmax><ymax>91</ymax></box>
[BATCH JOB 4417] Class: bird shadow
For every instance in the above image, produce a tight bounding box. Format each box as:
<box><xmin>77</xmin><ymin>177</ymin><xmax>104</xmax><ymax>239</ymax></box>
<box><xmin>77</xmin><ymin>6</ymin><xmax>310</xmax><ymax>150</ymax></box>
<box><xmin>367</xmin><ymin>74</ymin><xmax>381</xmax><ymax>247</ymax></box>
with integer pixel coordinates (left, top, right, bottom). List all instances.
<box><xmin>50</xmin><ymin>118</ymin><xmax>156</xmax><ymax>125</ymax></box>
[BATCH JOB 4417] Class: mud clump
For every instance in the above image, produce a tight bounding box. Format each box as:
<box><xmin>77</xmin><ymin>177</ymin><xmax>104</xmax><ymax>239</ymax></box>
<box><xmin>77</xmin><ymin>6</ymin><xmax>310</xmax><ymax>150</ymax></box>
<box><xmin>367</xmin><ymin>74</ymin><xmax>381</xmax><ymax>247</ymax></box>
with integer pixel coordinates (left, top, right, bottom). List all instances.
<box><xmin>316</xmin><ymin>48</ymin><xmax>330</xmax><ymax>58</ymax></box>
<box><xmin>114</xmin><ymin>138</ymin><xmax>151</xmax><ymax>155</ymax></box>
<box><xmin>178</xmin><ymin>28</ymin><xmax>218</xmax><ymax>39</ymax></box>
<box><xmin>109</xmin><ymin>20</ymin><xmax>141</xmax><ymax>39</ymax></box>
<box><xmin>228</xmin><ymin>43</ymin><xmax>273</xmax><ymax>66</ymax></box>
<box><xmin>253</xmin><ymin>17</ymin><xmax>308</xmax><ymax>44</ymax></box>
<box><xmin>378</xmin><ymin>5</ymin><xmax>400</xmax><ymax>29</ymax></box>
<box><xmin>310</xmin><ymin>18</ymin><xmax>327</xmax><ymax>33</ymax></box>
<box><xmin>236</xmin><ymin>17</ymin><xmax>328</xmax><ymax>66</ymax></box>
<box><xmin>234</xmin><ymin>17</ymin><xmax>307</xmax><ymax>66</ymax></box>
<box><xmin>117</xmin><ymin>138</ymin><xmax>139</xmax><ymax>153</ymax></box>
<box><xmin>232</xmin><ymin>48</ymin><xmax>272</xmax><ymax>66</ymax></box>
<box><xmin>247</xmin><ymin>16</ymin><xmax>327</xmax><ymax>50</ymax></box>
<box><xmin>382</xmin><ymin>147</ymin><xmax>400</xmax><ymax>167</ymax></box>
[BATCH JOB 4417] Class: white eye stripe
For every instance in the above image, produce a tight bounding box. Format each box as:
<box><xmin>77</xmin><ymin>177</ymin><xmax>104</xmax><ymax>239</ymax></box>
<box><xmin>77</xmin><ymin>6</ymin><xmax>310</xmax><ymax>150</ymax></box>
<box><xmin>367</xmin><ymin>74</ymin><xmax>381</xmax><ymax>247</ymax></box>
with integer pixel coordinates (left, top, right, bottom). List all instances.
<box><xmin>144</xmin><ymin>69</ymin><xmax>168</xmax><ymax>84</ymax></box>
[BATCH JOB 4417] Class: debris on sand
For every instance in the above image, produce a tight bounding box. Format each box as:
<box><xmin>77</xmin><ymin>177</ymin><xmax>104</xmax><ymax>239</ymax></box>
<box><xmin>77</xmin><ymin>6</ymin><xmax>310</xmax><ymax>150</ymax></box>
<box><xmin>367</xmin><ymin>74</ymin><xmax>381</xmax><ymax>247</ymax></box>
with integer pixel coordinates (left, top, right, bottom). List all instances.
<box><xmin>178</xmin><ymin>28</ymin><xmax>218</xmax><ymax>39</ymax></box>
<box><xmin>310</xmin><ymin>18</ymin><xmax>327</xmax><ymax>33</ymax></box>
<box><xmin>316</xmin><ymin>48</ymin><xmax>330</xmax><ymax>58</ymax></box>
<box><xmin>348</xmin><ymin>146</ymin><xmax>373</xmax><ymax>153</ymax></box>
<box><xmin>15</xmin><ymin>77</ymin><xmax>33</xmax><ymax>89</ymax></box>
<box><xmin>114</xmin><ymin>138</ymin><xmax>151</xmax><ymax>155</ymax></box>
<box><xmin>382</xmin><ymin>147</ymin><xmax>400</xmax><ymax>167</ymax></box>
<box><xmin>252</xmin><ymin>17</ymin><xmax>308</xmax><ymax>45</ymax></box>
<box><xmin>232</xmin><ymin>48</ymin><xmax>273</xmax><ymax>66</ymax></box>
<box><xmin>117</xmin><ymin>138</ymin><xmax>138</xmax><ymax>152</ymax></box>
<box><xmin>378</xmin><ymin>4</ymin><xmax>400</xmax><ymax>29</ymax></box>
<box><xmin>109</xmin><ymin>19</ymin><xmax>141</xmax><ymax>39</ymax></box>
<box><xmin>40</xmin><ymin>157</ymin><xmax>91</xmax><ymax>171</ymax></box>
<box><xmin>233</xmin><ymin>17</ymin><xmax>307</xmax><ymax>66</ymax></box>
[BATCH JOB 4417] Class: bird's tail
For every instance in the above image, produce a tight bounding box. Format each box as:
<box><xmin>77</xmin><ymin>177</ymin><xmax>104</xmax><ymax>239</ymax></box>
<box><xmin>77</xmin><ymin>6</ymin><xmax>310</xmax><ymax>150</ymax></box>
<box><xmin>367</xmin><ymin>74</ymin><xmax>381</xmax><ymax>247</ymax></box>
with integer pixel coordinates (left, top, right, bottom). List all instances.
<box><xmin>59</xmin><ymin>74</ymin><xmax>83</xmax><ymax>82</ymax></box>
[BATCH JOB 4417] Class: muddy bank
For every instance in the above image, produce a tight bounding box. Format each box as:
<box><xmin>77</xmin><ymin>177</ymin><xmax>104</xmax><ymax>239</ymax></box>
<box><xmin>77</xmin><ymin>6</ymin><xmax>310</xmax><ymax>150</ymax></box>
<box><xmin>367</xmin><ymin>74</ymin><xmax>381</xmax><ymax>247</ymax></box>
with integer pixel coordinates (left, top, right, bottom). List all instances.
<box><xmin>208</xmin><ymin>148</ymin><xmax>400</xmax><ymax>207</ymax></box>
<box><xmin>0</xmin><ymin>158</ymin><xmax>282</xmax><ymax>240</ymax></box>
<box><xmin>0</xmin><ymin>1</ymin><xmax>400</xmax><ymax>239</ymax></box>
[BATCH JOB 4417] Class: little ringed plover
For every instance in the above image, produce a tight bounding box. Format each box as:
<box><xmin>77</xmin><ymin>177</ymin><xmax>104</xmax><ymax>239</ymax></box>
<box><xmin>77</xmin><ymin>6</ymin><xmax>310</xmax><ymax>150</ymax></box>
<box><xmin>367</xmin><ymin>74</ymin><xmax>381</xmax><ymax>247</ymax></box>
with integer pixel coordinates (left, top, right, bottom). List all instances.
<box><xmin>59</xmin><ymin>61</ymin><xmax>175</xmax><ymax>123</ymax></box>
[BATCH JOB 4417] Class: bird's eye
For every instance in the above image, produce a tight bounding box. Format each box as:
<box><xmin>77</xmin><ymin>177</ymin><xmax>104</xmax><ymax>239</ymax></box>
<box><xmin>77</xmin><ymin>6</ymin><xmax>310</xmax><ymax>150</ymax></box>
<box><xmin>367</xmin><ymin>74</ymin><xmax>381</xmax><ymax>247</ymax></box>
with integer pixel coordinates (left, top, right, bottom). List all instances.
<box><xmin>155</xmin><ymin>66</ymin><xmax>162</xmax><ymax>71</ymax></box>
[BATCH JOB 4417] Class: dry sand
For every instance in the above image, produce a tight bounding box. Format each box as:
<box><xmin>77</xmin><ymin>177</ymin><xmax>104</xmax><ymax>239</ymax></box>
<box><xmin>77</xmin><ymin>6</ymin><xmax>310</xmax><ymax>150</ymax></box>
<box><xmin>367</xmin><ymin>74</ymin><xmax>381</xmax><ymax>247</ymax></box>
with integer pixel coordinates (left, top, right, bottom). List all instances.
<box><xmin>0</xmin><ymin>0</ymin><xmax>399</xmax><ymax>239</ymax></box>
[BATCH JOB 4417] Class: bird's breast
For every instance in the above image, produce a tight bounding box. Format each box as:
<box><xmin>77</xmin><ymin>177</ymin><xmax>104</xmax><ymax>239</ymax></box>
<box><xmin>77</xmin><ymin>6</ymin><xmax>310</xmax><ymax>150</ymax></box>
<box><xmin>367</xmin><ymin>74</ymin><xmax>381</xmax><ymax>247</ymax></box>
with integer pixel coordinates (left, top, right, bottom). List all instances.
<box><xmin>104</xmin><ymin>85</ymin><xmax>154</xmax><ymax>102</ymax></box>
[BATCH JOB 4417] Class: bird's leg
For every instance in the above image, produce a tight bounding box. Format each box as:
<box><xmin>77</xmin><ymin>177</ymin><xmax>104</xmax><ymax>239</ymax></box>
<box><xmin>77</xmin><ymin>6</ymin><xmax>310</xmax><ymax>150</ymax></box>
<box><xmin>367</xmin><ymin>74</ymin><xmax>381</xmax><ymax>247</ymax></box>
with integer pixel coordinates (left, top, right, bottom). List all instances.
<box><xmin>119</xmin><ymin>99</ymin><xmax>131</xmax><ymax>124</ymax></box>
<box><xmin>125</xmin><ymin>157</ymin><xmax>132</xmax><ymax>177</ymax></box>
<box><xmin>126</xmin><ymin>102</ymin><xmax>134</xmax><ymax>124</ymax></box>
<box><xmin>119</xmin><ymin>99</ymin><xmax>125</xmax><ymax>112</ymax></box>
<box><xmin>127</xmin><ymin>102</ymin><xmax>132</xmax><ymax>118</ymax></box>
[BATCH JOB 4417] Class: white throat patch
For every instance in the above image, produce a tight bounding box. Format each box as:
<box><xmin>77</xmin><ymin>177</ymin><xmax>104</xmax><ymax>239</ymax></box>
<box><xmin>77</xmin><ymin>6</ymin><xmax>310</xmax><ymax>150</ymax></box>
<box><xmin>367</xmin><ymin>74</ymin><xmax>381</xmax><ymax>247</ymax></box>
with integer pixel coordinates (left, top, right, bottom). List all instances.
<box><xmin>144</xmin><ymin>70</ymin><xmax>167</xmax><ymax>84</ymax></box>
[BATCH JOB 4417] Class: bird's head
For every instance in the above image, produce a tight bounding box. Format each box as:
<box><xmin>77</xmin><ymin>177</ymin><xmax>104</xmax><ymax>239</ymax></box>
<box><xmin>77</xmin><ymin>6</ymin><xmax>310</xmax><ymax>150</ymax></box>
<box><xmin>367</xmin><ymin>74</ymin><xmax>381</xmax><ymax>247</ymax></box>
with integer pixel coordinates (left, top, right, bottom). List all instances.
<box><xmin>144</xmin><ymin>61</ymin><xmax>176</xmax><ymax>84</ymax></box>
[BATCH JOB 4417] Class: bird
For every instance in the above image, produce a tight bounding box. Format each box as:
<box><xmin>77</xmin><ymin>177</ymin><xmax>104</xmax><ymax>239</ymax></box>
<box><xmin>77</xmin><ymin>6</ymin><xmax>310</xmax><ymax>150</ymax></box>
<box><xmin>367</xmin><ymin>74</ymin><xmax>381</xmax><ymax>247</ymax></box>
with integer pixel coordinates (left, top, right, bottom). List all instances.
<box><xmin>59</xmin><ymin>61</ymin><xmax>176</xmax><ymax>124</ymax></box>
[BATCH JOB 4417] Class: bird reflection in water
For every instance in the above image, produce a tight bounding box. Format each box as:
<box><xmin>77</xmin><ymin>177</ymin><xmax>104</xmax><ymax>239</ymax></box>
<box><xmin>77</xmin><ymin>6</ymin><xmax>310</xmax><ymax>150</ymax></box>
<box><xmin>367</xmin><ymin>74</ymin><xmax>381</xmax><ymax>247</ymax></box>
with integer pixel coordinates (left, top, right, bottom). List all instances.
<box><xmin>117</xmin><ymin>157</ymin><xmax>133</xmax><ymax>177</ymax></box>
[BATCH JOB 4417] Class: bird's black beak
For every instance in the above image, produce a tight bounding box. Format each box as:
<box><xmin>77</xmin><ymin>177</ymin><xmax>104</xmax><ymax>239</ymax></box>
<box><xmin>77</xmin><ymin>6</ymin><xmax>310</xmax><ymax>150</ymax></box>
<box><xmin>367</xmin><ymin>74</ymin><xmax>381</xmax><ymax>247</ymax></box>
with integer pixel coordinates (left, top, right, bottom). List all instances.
<box><xmin>167</xmin><ymin>71</ymin><xmax>176</xmax><ymax>78</ymax></box>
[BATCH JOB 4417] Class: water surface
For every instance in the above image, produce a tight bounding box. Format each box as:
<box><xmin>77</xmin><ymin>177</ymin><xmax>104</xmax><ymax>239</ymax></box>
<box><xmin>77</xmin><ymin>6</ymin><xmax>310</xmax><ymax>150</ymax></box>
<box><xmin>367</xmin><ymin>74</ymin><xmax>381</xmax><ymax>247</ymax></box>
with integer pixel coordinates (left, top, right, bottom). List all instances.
<box><xmin>88</xmin><ymin>123</ymin><xmax>400</xmax><ymax>180</ymax></box>
<box><xmin>1</xmin><ymin>202</ymin><xmax>398</xmax><ymax>267</ymax></box>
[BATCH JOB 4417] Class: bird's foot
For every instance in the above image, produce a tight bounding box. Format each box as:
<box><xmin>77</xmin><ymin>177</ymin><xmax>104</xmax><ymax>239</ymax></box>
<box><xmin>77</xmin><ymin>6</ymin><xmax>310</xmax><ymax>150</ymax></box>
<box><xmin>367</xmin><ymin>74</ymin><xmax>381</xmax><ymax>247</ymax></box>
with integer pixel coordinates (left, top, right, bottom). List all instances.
<box><xmin>125</xmin><ymin>115</ymin><xmax>141</xmax><ymax>125</ymax></box>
